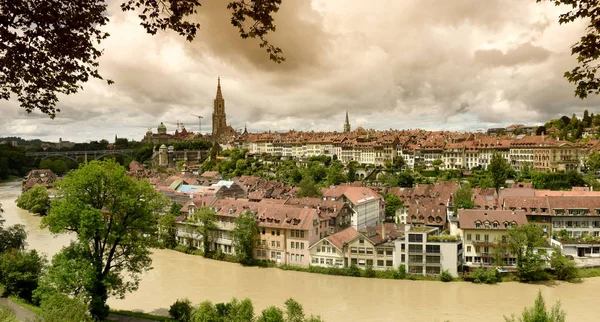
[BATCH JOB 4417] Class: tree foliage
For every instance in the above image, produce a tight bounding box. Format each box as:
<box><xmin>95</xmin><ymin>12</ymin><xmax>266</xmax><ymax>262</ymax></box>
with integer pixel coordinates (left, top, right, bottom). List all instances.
<box><xmin>232</xmin><ymin>211</ymin><xmax>259</xmax><ymax>265</ymax></box>
<box><xmin>16</xmin><ymin>184</ymin><xmax>50</xmax><ymax>216</ymax></box>
<box><xmin>0</xmin><ymin>249</ymin><xmax>46</xmax><ymax>301</ymax></box>
<box><xmin>158</xmin><ymin>206</ymin><xmax>179</xmax><ymax>249</ymax></box>
<box><xmin>41</xmin><ymin>159</ymin><xmax>167</xmax><ymax>320</ymax></box>
<box><xmin>0</xmin><ymin>306</ymin><xmax>18</xmax><ymax>322</ymax></box>
<box><xmin>531</xmin><ymin>171</ymin><xmax>586</xmax><ymax>190</ymax></box>
<box><xmin>296</xmin><ymin>177</ymin><xmax>322</xmax><ymax>198</ymax></box>
<box><xmin>1</xmin><ymin>0</ymin><xmax>283</xmax><ymax>117</ymax></box>
<box><xmin>507</xmin><ymin>224</ymin><xmax>548</xmax><ymax>282</ymax></box>
<box><xmin>488</xmin><ymin>152</ymin><xmax>509</xmax><ymax>193</ymax></box>
<box><xmin>539</xmin><ymin>0</ymin><xmax>600</xmax><ymax>99</ymax></box>
<box><xmin>383</xmin><ymin>194</ymin><xmax>403</xmax><ymax>221</ymax></box>
<box><xmin>0</xmin><ymin>214</ymin><xmax>27</xmax><ymax>253</ymax></box>
<box><xmin>504</xmin><ymin>291</ymin><xmax>566</xmax><ymax>322</ymax></box>
<box><xmin>188</xmin><ymin>207</ymin><xmax>218</xmax><ymax>256</ymax></box>
<box><xmin>549</xmin><ymin>246</ymin><xmax>579</xmax><ymax>281</ymax></box>
<box><xmin>37</xmin><ymin>292</ymin><xmax>94</xmax><ymax>322</ymax></box>
<box><xmin>170</xmin><ymin>298</ymin><xmax>194</xmax><ymax>322</ymax></box>
<box><xmin>454</xmin><ymin>182</ymin><xmax>474</xmax><ymax>213</ymax></box>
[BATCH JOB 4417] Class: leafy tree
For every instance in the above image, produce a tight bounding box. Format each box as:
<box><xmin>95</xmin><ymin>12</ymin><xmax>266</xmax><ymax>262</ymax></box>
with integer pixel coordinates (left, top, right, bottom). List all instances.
<box><xmin>539</xmin><ymin>0</ymin><xmax>600</xmax><ymax>98</ymax></box>
<box><xmin>507</xmin><ymin>224</ymin><xmax>548</xmax><ymax>282</ymax></box>
<box><xmin>383</xmin><ymin>194</ymin><xmax>403</xmax><ymax>221</ymax></box>
<box><xmin>189</xmin><ymin>207</ymin><xmax>218</xmax><ymax>256</ymax></box>
<box><xmin>16</xmin><ymin>184</ymin><xmax>50</xmax><ymax>216</ymax></box>
<box><xmin>0</xmin><ymin>214</ymin><xmax>27</xmax><ymax>253</ymax></box>
<box><xmin>1</xmin><ymin>0</ymin><xmax>283</xmax><ymax>117</ymax></box>
<box><xmin>504</xmin><ymin>291</ymin><xmax>566</xmax><ymax>322</ymax></box>
<box><xmin>346</xmin><ymin>162</ymin><xmax>357</xmax><ymax>182</ymax></box>
<box><xmin>326</xmin><ymin>163</ymin><xmax>345</xmax><ymax>186</ymax></box>
<box><xmin>0</xmin><ymin>250</ymin><xmax>46</xmax><ymax>301</ymax></box>
<box><xmin>549</xmin><ymin>246</ymin><xmax>579</xmax><ymax>281</ymax></box>
<box><xmin>170</xmin><ymin>298</ymin><xmax>193</xmax><ymax>322</ymax></box>
<box><xmin>396</xmin><ymin>172</ymin><xmax>415</xmax><ymax>188</ymax></box>
<box><xmin>158</xmin><ymin>211</ymin><xmax>178</xmax><ymax>249</ymax></box>
<box><xmin>492</xmin><ymin>240</ymin><xmax>507</xmax><ymax>267</ymax></box>
<box><xmin>586</xmin><ymin>151</ymin><xmax>600</xmax><ymax>174</ymax></box>
<box><xmin>37</xmin><ymin>293</ymin><xmax>95</xmax><ymax>322</ymax></box>
<box><xmin>296</xmin><ymin>177</ymin><xmax>322</xmax><ymax>198</ymax></box>
<box><xmin>532</xmin><ymin>171</ymin><xmax>586</xmax><ymax>190</ymax></box>
<box><xmin>41</xmin><ymin>159</ymin><xmax>168</xmax><ymax>320</ymax></box>
<box><xmin>453</xmin><ymin>182</ymin><xmax>474</xmax><ymax>214</ymax></box>
<box><xmin>488</xmin><ymin>152</ymin><xmax>509</xmax><ymax>193</ymax></box>
<box><xmin>191</xmin><ymin>301</ymin><xmax>220</xmax><ymax>322</ymax></box>
<box><xmin>257</xmin><ymin>306</ymin><xmax>285</xmax><ymax>322</ymax></box>
<box><xmin>536</xmin><ymin>126</ymin><xmax>547</xmax><ymax>136</ymax></box>
<box><xmin>232</xmin><ymin>211</ymin><xmax>259</xmax><ymax>265</ymax></box>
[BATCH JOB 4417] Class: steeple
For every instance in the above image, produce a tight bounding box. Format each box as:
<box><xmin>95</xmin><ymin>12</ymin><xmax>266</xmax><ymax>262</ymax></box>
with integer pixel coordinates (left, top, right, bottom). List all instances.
<box><xmin>216</xmin><ymin>77</ymin><xmax>223</xmax><ymax>100</ymax></box>
<box><xmin>344</xmin><ymin>111</ymin><xmax>351</xmax><ymax>133</ymax></box>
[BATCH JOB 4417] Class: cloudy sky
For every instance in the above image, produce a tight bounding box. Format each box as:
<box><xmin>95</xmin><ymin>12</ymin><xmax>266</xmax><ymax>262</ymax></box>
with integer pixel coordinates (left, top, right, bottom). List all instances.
<box><xmin>1</xmin><ymin>0</ymin><xmax>599</xmax><ymax>143</ymax></box>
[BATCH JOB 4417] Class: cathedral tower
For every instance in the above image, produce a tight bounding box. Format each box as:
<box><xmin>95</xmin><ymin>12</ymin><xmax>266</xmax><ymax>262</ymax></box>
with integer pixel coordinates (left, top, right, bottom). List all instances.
<box><xmin>344</xmin><ymin>111</ymin><xmax>351</xmax><ymax>133</ymax></box>
<box><xmin>212</xmin><ymin>77</ymin><xmax>227</xmax><ymax>136</ymax></box>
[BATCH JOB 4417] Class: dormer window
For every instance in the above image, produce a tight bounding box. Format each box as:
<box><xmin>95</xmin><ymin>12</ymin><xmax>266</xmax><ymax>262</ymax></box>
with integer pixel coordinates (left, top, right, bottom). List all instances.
<box><xmin>475</xmin><ymin>221</ymin><xmax>481</xmax><ymax>229</ymax></box>
<box><xmin>493</xmin><ymin>222</ymin><xmax>499</xmax><ymax>229</ymax></box>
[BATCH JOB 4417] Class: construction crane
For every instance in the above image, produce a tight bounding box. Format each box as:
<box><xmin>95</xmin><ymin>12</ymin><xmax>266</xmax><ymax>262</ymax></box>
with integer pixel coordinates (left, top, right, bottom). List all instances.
<box><xmin>165</xmin><ymin>120</ymin><xmax>184</xmax><ymax>131</ymax></box>
<box><xmin>191</xmin><ymin>114</ymin><xmax>203</xmax><ymax>134</ymax></box>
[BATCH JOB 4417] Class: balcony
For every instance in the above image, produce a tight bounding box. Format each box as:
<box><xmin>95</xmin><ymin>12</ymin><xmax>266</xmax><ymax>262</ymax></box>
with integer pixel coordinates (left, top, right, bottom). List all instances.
<box><xmin>472</xmin><ymin>241</ymin><xmax>495</xmax><ymax>246</ymax></box>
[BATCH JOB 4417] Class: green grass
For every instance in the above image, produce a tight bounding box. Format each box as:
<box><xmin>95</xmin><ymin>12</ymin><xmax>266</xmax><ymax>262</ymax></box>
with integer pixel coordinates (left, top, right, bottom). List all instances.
<box><xmin>8</xmin><ymin>296</ymin><xmax>41</xmax><ymax>315</ymax></box>
<box><xmin>577</xmin><ymin>267</ymin><xmax>600</xmax><ymax>278</ymax></box>
<box><xmin>109</xmin><ymin>309</ymin><xmax>173</xmax><ymax>321</ymax></box>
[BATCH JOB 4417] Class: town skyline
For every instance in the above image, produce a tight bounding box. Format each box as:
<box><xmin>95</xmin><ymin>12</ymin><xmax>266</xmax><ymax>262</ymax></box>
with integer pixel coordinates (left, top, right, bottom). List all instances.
<box><xmin>2</xmin><ymin>0</ymin><xmax>600</xmax><ymax>143</ymax></box>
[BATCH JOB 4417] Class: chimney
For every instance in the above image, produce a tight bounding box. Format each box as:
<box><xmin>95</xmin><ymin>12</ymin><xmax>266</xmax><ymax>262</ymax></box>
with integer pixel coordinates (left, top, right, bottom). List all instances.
<box><xmin>381</xmin><ymin>222</ymin><xmax>386</xmax><ymax>241</ymax></box>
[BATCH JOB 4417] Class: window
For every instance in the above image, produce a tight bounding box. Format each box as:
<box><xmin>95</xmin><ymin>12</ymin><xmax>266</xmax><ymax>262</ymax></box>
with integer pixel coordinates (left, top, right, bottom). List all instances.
<box><xmin>300</xmin><ymin>231</ymin><xmax>305</xmax><ymax>238</ymax></box>
<box><xmin>408</xmin><ymin>244</ymin><xmax>423</xmax><ymax>253</ymax></box>
<box><xmin>386</xmin><ymin>260</ymin><xmax>393</xmax><ymax>267</ymax></box>
<box><xmin>326</xmin><ymin>258</ymin><xmax>333</xmax><ymax>265</ymax></box>
<box><xmin>277</xmin><ymin>241</ymin><xmax>281</xmax><ymax>248</ymax></box>
<box><xmin>358</xmin><ymin>248</ymin><xmax>366</xmax><ymax>254</ymax></box>
<box><xmin>426</xmin><ymin>256</ymin><xmax>440</xmax><ymax>264</ymax></box>
<box><xmin>484</xmin><ymin>246</ymin><xmax>489</xmax><ymax>253</ymax></box>
<box><xmin>408</xmin><ymin>234</ymin><xmax>423</xmax><ymax>242</ymax></box>
<box><xmin>271</xmin><ymin>241</ymin><xmax>275</xmax><ymax>247</ymax></box>
<box><xmin>466</xmin><ymin>234</ymin><xmax>471</xmax><ymax>241</ymax></box>
<box><xmin>262</xmin><ymin>229</ymin><xmax>266</xmax><ymax>235</ymax></box>
<box><xmin>386</xmin><ymin>249</ymin><xmax>393</xmax><ymax>256</ymax></box>
<box><xmin>377</xmin><ymin>249</ymin><xmax>384</xmax><ymax>256</ymax></box>
<box><xmin>493</xmin><ymin>222</ymin><xmax>499</xmax><ymax>229</ymax></box>
<box><xmin>271</xmin><ymin>230</ymin><xmax>275</xmax><ymax>236</ymax></box>
<box><xmin>425</xmin><ymin>245</ymin><xmax>440</xmax><ymax>254</ymax></box>
<box><xmin>291</xmin><ymin>243</ymin><xmax>296</xmax><ymax>249</ymax></box>
<box><xmin>351</xmin><ymin>247</ymin><xmax>358</xmax><ymax>254</ymax></box>
<box><xmin>312</xmin><ymin>257</ymin><xmax>318</xmax><ymax>264</ymax></box>
<box><xmin>401</xmin><ymin>254</ymin><xmax>405</xmax><ymax>262</ymax></box>
<box><xmin>291</xmin><ymin>254</ymin><xmax>295</xmax><ymax>262</ymax></box>
<box><xmin>351</xmin><ymin>258</ymin><xmax>357</xmax><ymax>265</ymax></box>
<box><xmin>277</xmin><ymin>230</ymin><xmax>280</xmax><ymax>236</ymax></box>
<box><xmin>366</xmin><ymin>248</ymin><xmax>373</xmax><ymax>255</ymax></box>
<box><xmin>366</xmin><ymin>259</ymin><xmax>373</xmax><ymax>266</ymax></box>
<box><xmin>467</xmin><ymin>246</ymin><xmax>471</xmax><ymax>252</ymax></box>
<box><xmin>300</xmin><ymin>243</ymin><xmax>304</xmax><ymax>250</ymax></box>
<box><xmin>475</xmin><ymin>246</ymin><xmax>480</xmax><ymax>253</ymax></box>
<box><xmin>484</xmin><ymin>235</ymin><xmax>489</xmax><ymax>242</ymax></box>
<box><xmin>256</xmin><ymin>250</ymin><xmax>261</xmax><ymax>257</ymax></box>
<box><xmin>475</xmin><ymin>234</ymin><xmax>480</xmax><ymax>241</ymax></box>
<box><xmin>475</xmin><ymin>222</ymin><xmax>481</xmax><ymax>228</ymax></box>
<box><xmin>359</xmin><ymin>238</ymin><xmax>365</xmax><ymax>245</ymax></box>
<box><xmin>320</xmin><ymin>258</ymin><xmax>325</xmax><ymax>264</ymax></box>
<box><xmin>377</xmin><ymin>260</ymin><xmax>384</xmax><ymax>266</ymax></box>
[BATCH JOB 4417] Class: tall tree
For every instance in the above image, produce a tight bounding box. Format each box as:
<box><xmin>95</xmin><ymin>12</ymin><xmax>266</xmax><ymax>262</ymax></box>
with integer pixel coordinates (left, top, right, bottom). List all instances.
<box><xmin>0</xmin><ymin>249</ymin><xmax>46</xmax><ymax>301</ymax></box>
<box><xmin>158</xmin><ymin>212</ymin><xmax>178</xmax><ymax>249</ymax></box>
<box><xmin>16</xmin><ymin>184</ymin><xmax>51</xmax><ymax>216</ymax></box>
<box><xmin>231</xmin><ymin>211</ymin><xmax>259</xmax><ymax>265</ymax></box>
<box><xmin>188</xmin><ymin>207</ymin><xmax>217</xmax><ymax>256</ymax></box>
<box><xmin>507</xmin><ymin>224</ymin><xmax>547</xmax><ymax>282</ymax></box>
<box><xmin>586</xmin><ymin>151</ymin><xmax>600</xmax><ymax>174</ymax></box>
<box><xmin>504</xmin><ymin>291</ymin><xmax>566</xmax><ymax>322</ymax></box>
<box><xmin>1</xmin><ymin>0</ymin><xmax>283</xmax><ymax>117</ymax></box>
<box><xmin>488</xmin><ymin>152</ymin><xmax>509</xmax><ymax>194</ymax></box>
<box><xmin>41</xmin><ymin>160</ymin><xmax>167</xmax><ymax>320</ymax></box>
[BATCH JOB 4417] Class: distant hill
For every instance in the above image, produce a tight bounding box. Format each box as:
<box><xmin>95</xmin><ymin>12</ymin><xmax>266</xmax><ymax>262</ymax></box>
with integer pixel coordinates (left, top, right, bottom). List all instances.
<box><xmin>0</xmin><ymin>136</ymin><xmax>53</xmax><ymax>146</ymax></box>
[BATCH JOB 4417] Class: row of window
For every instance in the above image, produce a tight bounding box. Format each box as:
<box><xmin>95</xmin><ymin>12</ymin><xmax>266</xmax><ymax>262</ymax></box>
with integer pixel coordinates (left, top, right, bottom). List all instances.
<box><xmin>553</xmin><ymin>221</ymin><xmax>600</xmax><ymax>228</ymax></box>
<box><xmin>312</xmin><ymin>257</ymin><xmax>344</xmax><ymax>266</ymax></box>
<box><xmin>466</xmin><ymin>234</ymin><xmax>507</xmax><ymax>243</ymax></box>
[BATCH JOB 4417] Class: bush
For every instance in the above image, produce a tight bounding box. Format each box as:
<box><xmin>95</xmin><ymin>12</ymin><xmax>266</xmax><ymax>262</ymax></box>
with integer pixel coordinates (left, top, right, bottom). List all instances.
<box><xmin>174</xmin><ymin>244</ymin><xmax>191</xmax><ymax>254</ymax></box>
<box><xmin>469</xmin><ymin>268</ymin><xmax>501</xmax><ymax>284</ymax></box>
<box><xmin>169</xmin><ymin>298</ymin><xmax>193</xmax><ymax>322</ymax></box>
<box><xmin>0</xmin><ymin>250</ymin><xmax>46</xmax><ymax>302</ymax></box>
<box><xmin>440</xmin><ymin>270</ymin><xmax>453</xmax><ymax>282</ymax></box>
<box><xmin>394</xmin><ymin>265</ymin><xmax>406</xmax><ymax>279</ymax></box>
<box><xmin>39</xmin><ymin>293</ymin><xmax>93</xmax><ymax>322</ymax></box>
<box><xmin>550</xmin><ymin>247</ymin><xmax>579</xmax><ymax>281</ymax></box>
<box><xmin>347</xmin><ymin>264</ymin><xmax>361</xmax><ymax>277</ymax></box>
<box><xmin>363</xmin><ymin>265</ymin><xmax>376</xmax><ymax>278</ymax></box>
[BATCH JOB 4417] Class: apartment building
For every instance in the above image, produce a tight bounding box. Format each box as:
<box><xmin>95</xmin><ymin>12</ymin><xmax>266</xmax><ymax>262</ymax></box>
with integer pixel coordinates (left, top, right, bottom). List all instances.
<box><xmin>323</xmin><ymin>186</ymin><xmax>384</xmax><ymax>229</ymax></box>
<box><xmin>394</xmin><ymin>225</ymin><xmax>463</xmax><ymax>277</ymax></box>
<box><xmin>457</xmin><ymin>209</ymin><xmax>527</xmax><ymax>268</ymax></box>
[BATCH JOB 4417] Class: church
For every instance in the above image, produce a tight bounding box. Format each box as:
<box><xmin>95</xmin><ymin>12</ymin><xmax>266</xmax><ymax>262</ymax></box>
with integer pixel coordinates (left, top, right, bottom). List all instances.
<box><xmin>143</xmin><ymin>78</ymin><xmax>241</xmax><ymax>144</ymax></box>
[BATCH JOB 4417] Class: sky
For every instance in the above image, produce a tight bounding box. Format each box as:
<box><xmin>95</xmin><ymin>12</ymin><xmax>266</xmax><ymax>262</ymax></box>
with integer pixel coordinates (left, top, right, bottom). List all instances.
<box><xmin>1</xmin><ymin>0</ymin><xmax>599</xmax><ymax>143</ymax></box>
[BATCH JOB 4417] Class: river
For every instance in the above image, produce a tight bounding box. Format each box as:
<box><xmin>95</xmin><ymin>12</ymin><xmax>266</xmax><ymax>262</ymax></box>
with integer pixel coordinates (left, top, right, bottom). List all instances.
<box><xmin>1</xmin><ymin>180</ymin><xmax>599</xmax><ymax>321</ymax></box>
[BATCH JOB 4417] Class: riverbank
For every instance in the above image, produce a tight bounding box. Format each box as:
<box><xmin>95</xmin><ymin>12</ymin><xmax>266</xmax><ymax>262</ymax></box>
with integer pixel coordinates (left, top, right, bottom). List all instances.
<box><xmin>169</xmin><ymin>245</ymin><xmax>600</xmax><ymax>284</ymax></box>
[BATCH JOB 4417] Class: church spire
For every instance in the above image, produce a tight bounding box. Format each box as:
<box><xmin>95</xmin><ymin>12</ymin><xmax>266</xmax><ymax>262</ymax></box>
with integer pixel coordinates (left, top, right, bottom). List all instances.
<box><xmin>216</xmin><ymin>77</ymin><xmax>223</xmax><ymax>100</ymax></box>
<box><xmin>344</xmin><ymin>111</ymin><xmax>351</xmax><ymax>133</ymax></box>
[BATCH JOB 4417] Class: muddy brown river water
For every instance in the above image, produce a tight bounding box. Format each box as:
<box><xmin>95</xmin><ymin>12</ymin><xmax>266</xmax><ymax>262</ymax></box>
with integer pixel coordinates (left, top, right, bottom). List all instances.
<box><xmin>2</xmin><ymin>181</ymin><xmax>599</xmax><ymax>321</ymax></box>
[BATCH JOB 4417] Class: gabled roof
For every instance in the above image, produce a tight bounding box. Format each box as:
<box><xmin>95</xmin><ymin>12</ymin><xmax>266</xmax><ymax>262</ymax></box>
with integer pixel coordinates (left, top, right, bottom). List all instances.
<box><xmin>458</xmin><ymin>209</ymin><xmax>527</xmax><ymax>230</ymax></box>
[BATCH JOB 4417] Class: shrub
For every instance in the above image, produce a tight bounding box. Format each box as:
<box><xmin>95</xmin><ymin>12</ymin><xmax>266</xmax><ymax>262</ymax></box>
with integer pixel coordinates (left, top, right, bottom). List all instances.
<box><xmin>174</xmin><ymin>244</ymin><xmax>190</xmax><ymax>254</ymax></box>
<box><xmin>347</xmin><ymin>264</ymin><xmax>361</xmax><ymax>277</ymax></box>
<box><xmin>550</xmin><ymin>247</ymin><xmax>579</xmax><ymax>281</ymax></box>
<box><xmin>0</xmin><ymin>306</ymin><xmax>18</xmax><ymax>322</ymax></box>
<box><xmin>0</xmin><ymin>250</ymin><xmax>46</xmax><ymax>302</ymax></box>
<box><xmin>363</xmin><ymin>264</ymin><xmax>376</xmax><ymax>278</ymax></box>
<box><xmin>440</xmin><ymin>270</ymin><xmax>453</xmax><ymax>282</ymax></box>
<box><xmin>39</xmin><ymin>293</ymin><xmax>93</xmax><ymax>322</ymax></box>
<box><xmin>469</xmin><ymin>268</ymin><xmax>501</xmax><ymax>284</ymax></box>
<box><xmin>169</xmin><ymin>298</ymin><xmax>193</xmax><ymax>322</ymax></box>
<box><xmin>394</xmin><ymin>265</ymin><xmax>406</xmax><ymax>279</ymax></box>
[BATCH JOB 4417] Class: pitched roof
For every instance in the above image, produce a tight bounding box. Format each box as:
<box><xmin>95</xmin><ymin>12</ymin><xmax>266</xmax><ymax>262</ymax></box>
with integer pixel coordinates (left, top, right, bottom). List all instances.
<box><xmin>458</xmin><ymin>209</ymin><xmax>527</xmax><ymax>229</ymax></box>
<box><xmin>324</xmin><ymin>227</ymin><xmax>359</xmax><ymax>250</ymax></box>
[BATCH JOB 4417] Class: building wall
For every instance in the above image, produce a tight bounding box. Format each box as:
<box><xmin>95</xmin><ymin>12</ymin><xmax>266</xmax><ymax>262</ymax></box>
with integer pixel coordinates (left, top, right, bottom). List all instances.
<box><xmin>351</xmin><ymin>200</ymin><xmax>381</xmax><ymax>230</ymax></box>
<box><xmin>462</xmin><ymin>229</ymin><xmax>514</xmax><ymax>267</ymax></box>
